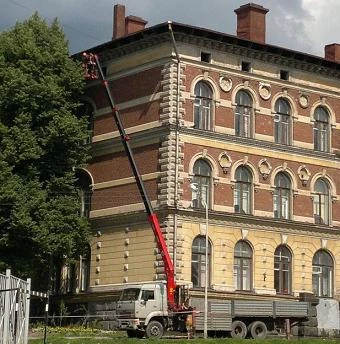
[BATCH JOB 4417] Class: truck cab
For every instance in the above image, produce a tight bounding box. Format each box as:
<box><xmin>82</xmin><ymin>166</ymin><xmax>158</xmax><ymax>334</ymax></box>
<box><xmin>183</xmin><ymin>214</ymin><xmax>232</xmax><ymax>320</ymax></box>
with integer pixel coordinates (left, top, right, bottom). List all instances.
<box><xmin>116</xmin><ymin>282</ymin><xmax>168</xmax><ymax>337</ymax></box>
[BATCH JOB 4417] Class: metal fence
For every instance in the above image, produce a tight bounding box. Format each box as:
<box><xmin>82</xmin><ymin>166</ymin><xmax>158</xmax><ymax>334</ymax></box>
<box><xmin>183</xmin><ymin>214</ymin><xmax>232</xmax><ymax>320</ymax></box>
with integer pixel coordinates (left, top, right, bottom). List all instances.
<box><xmin>0</xmin><ymin>269</ymin><xmax>31</xmax><ymax>344</ymax></box>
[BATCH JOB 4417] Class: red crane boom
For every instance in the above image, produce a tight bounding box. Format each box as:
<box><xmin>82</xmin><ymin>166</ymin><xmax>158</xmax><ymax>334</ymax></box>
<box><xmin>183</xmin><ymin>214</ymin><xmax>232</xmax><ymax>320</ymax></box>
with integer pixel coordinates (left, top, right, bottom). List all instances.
<box><xmin>82</xmin><ymin>53</ymin><xmax>176</xmax><ymax>308</ymax></box>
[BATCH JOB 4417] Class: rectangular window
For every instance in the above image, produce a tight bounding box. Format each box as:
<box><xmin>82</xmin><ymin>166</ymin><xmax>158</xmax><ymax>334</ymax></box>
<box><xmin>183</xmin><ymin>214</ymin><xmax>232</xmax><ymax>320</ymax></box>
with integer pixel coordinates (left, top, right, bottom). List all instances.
<box><xmin>314</xmin><ymin>123</ymin><xmax>329</xmax><ymax>152</ymax></box>
<box><xmin>192</xmin><ymin>176</ymin><xmax>210</xmax><ymax>209</ymax></box>
<box><xmin>235</xmin><ymin>106</ymin><xmax>251</xmax><ymax>137</ymax></box>
<box><xmin>280</xmin><ymin>70</ymin><xmax>289</xmax><ymax>80</ymax></box>
<box><xmin>194</xmin><ymin>98</ymin><xmax>212</xmax><ymax>130</ymax></box>
<box><xmin>141</xmin><ymin>290</ymin><xmax>154</xmax><ymax>301</ymax></box>
<box><xmin>201</xmin><ymin>52</ymin><xmax>211</xmax><ymax>63</ymax></box>
<box><xmin>241</xmin><ymin>61</ymin><xmax>251</xmax><ymax>72</ymax></box>
<box><xmin>274</xmin><ymin>114</ymin><xmax>290</xmax><ymax>144</ymax></box>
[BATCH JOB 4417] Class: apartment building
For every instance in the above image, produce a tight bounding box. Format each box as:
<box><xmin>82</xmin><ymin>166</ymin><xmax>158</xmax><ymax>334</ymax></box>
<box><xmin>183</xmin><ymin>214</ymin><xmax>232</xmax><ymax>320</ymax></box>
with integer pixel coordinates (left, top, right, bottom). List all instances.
<box><xmin>69</xmin><ymin>4</ymin><xmax>340</xmax><ymax>319</ymax></box>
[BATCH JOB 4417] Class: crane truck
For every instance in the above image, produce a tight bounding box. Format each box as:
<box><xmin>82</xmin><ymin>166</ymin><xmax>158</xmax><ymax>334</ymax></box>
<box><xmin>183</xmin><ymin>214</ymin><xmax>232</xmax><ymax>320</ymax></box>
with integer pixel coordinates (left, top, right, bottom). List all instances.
<box><xmin>82</xmin><ymin>53</ymin><xmax>313</xmax><ymax>339</ymax></box>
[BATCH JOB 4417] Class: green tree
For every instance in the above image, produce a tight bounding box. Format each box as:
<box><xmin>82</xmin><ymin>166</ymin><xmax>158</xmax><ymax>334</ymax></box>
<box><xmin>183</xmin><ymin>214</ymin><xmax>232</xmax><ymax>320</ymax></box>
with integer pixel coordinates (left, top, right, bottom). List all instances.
<box><xmin>0</xmin><ymin>13</ymin><xmax>90</xmax><ymax>290</ymax></box>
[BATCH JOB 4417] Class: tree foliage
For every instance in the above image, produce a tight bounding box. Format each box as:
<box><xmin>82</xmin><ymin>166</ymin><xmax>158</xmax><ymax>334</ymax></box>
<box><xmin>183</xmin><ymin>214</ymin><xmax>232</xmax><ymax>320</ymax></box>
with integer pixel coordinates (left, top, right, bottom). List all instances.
<box><xmin>0</xmin><ymin>13</ymin><xmax>90</xmax><ymax>289</ymax></box>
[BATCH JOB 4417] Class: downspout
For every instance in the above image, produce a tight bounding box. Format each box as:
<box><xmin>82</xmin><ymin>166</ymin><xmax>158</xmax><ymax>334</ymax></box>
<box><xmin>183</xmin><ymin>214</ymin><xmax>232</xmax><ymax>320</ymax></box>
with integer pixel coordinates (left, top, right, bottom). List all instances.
<box><xmin>168</xmin><ymin>22</ymin><xmax>181</xmax><ymax>279</ymax></box>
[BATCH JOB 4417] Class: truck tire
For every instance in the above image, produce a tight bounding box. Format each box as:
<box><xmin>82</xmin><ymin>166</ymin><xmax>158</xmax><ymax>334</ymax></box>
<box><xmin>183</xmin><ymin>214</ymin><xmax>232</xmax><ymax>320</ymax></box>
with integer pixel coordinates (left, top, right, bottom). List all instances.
<box><xmin>248</xmin><ymin>321</ymin><xmax>267</xmax><ymax>339</ymax></box>
<box><xmin>230</xmin><ymin>320</ymin><xmax>247</xmax><ymax>339</ymax></box>
<box><xmin>146</xmin><ymin>320</ymin><xmax>164</xmax><ymax>339</ymax></box>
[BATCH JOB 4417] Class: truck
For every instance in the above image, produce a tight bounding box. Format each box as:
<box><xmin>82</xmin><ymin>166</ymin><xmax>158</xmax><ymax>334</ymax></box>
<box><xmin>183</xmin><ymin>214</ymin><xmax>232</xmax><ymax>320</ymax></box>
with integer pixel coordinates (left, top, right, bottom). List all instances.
<box><xmin>115</xmin><ymin>281</ymin><xmax>311</xmax><ymax>339</ymax></box>
<box><xmin>82</xmin><ymin>52</ymin><xmax>313</xmax><ymax>339</ymax></box>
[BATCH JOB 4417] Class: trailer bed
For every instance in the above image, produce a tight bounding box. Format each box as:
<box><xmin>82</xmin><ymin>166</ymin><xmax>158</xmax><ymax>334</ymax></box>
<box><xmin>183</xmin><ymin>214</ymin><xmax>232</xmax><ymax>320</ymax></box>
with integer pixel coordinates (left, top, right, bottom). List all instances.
<box><xmin>191</xmin><ymin>297</ymin><xmax>309</xmax><ymax>331</ymax></box>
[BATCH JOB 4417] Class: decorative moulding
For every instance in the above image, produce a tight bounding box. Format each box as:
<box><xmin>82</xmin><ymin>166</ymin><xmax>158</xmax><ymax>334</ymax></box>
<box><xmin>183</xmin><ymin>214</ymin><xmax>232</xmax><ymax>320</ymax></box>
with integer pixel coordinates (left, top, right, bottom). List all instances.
<box><xmin>299</xmin><ymin>94</ymin><xmax>309</xmax><ymax>108</ymax></box>
<box><xmin>241</xmin><ymin>229</ymin><xmax>249</xmax><ymax>240</ymax></box>
<box><xmin>219</xmin><ymin>75</ymin><xmax>233</xmax><ymax>92</ymax></box>
<box><xmin>259</xmin><ymin>82</ymin><xmax>271</xmax><ymax>100</ymax></box>
<box><xmin>218</xmin><ymin>151</ymin><xmax>232</xmax><ymax>174</ymax></box>
<box><xmin>258</xmin><ymin>158</ymin><xmax>272</xmax><ymax>180</ymax></box>
<box><xmin>297</xmin><ymin>165</ymin><xmax>311</xmax><ymax>186</ymax></box>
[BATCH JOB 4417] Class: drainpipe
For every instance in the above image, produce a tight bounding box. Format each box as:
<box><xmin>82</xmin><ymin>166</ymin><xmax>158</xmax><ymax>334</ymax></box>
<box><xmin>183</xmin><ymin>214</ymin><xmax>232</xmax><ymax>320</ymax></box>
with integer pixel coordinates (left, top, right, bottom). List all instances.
<box><xmin>168</xmin><ymin>22</ymin><xmax>181</xmax><ymax>278</ymax></box>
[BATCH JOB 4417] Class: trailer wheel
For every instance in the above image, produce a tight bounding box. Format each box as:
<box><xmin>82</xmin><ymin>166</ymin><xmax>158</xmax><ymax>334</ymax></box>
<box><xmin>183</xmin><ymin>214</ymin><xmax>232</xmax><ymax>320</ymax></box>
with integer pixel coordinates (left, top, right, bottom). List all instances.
<box><xmin>248</xmin><ymin>321</ymin><xmax>268</xmax><ymax>339</ymax></box>
<box><xmin>230</xmin><ymin>320</ymin><xmax>247</xmax><ymax>339</ymax></box>
<box><xmin>146</xmin><ymin>320</ymin><xmax>164</xmax><ymax>339</ymax></box>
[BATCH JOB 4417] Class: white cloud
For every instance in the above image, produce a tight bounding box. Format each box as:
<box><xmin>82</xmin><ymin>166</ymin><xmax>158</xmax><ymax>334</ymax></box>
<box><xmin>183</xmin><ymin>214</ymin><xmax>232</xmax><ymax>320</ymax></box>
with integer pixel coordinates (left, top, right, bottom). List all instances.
<box><xmin>0</xmin><ymin>0</ymin><xmax>339</xmax><ymax>55</ymax></box>
<box><xmin>302</xmin><ymin>0</ymin><xmax>340</xmax><ymax>56</ymax></box>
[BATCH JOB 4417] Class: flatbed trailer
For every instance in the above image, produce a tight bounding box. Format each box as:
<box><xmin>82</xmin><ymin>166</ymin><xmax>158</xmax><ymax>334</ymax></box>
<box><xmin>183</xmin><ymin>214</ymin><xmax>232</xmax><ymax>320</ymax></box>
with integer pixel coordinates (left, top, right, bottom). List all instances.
<box><xmin>191</xmin><ymin>296</ymin><xmax>309</xmax><ymax>338</ymax></box>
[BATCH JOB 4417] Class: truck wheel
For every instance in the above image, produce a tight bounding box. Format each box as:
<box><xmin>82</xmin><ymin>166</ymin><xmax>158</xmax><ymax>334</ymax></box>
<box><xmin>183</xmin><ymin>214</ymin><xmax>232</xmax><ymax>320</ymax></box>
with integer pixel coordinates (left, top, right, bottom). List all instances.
<box><xmin>230</xmin><ymin>320</ymin><xmax>247</xmax><ymax>339</ymax></box>
<box><xmin>249</xmin><ymin>321</ymin><xmax>268</xmax><ymax>339</ymax></box>
<box><xmin>146</xmin><ymin>320</ymin><xmax>164</xmax><ymax>339</ymax></box>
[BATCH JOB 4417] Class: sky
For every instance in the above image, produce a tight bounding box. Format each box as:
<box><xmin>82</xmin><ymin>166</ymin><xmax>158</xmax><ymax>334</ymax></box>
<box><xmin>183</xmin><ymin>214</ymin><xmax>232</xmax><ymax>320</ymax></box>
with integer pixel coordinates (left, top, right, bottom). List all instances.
<box><xmin>0</xmin><ymin>0</ymin><xmax>339</xmax><ymax>57</ymax></box>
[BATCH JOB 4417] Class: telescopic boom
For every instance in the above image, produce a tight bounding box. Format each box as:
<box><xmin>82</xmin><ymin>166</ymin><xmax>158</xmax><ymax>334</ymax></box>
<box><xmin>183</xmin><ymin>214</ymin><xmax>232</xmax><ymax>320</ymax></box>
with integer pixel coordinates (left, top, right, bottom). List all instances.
<box><xmin>82</xmin><ymin>53</ymin><xmax>176</xmax><ymax>308</ymax></box>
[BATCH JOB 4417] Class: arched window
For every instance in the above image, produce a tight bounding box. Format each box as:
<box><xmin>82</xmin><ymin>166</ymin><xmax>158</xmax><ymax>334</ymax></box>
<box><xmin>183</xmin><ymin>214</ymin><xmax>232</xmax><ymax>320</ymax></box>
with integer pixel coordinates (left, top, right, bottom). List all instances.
<box><xmin>274</xmin><ymin>245</ymin><xmax>291</xmax><ymax>294</ymax></box>
<box><xmin>191</xmin><ymin>236</ymin><xmax>211</xmax><ymax>288</ymax></box>
<box><xmin>234</xmin><ymin>166</ymin><xmax>252</xmax><ymax>214</ymax></box>
<box><xmin>274</xmin><ymin>98</ymin><xmax>291</xmax><ymax>145</ymax></box>
<box><xmin>234</xmin><ymin>241</ymin><xmax>252</xmax><ymax>291</ymax></box>
<box><xmin>314</xmin><ymin>106</ymin><xmax>330</xmax><ymax>152</ymax></box>
<box><xmin>274</xmin><ymin>172</ymin><xmax>291</xmax><ymax>220</ymax></box>
<box><xmin>235</xmin><ymin>90</ymin><xmax>253</xmax><ymax>138</ymax></box>
<box><xmin>313</xmin><ymin>179</ymin><xmax>331</xmax><ymax>225</ymax></box>
<box><xmin>75</xmin><ymin>170</ymin><xmax>92</xmax><ymax>218</ymax></box>
<box><xmin>312</xmin><ymin>250</ymin><xmax>333</xmax><ymax>297</ymax></box>
<box><xmin>194</xmin><ymin>81</ymin><xmax>213</xmax><ymax>130</ymax></box>
<box><xmin>192</xmin><ymin>159</ymin><xmax>212</xmax><ymax>209</ymax></box>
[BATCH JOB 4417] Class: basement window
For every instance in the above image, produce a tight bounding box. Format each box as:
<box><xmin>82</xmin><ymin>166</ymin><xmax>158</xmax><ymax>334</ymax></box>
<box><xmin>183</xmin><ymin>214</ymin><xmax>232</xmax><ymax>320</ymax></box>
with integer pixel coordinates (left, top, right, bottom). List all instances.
<box><xmin>280</xmin><ymin>70</ymin><xmax>289</xmax><ymax>80</ymax></box>
<box><xmin>201</xmin><ymin>51</ymin><xmax>211</xmax><ymax>63</ymax></box>
<box><xmin>241</xmin><ymin>61</ymin><xmax>251</xmax><ymax>72</ymax></box>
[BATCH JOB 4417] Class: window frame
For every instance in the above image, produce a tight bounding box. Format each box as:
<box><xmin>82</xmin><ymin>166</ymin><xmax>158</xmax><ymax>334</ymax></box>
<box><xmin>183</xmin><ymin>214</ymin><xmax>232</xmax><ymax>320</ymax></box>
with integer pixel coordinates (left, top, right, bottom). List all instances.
<box><xmin>235</xmin><ymin>90</ymin><xmax>253</xmax><ymax>138</ymax></box>
<box><xmin>312</xmin><ymin>250</ymin><xmax>333</xmax><ymax>298</ymax></box>
<box><xmin>192</xmin><ymin>159</ymin><xmax>212</xmax><ymax>209</ymax></box>
<box><xmin>313</xmin><ymin>106</ymin><xmax>330</xmax><ymax>152</ymax></box>
<box><xmin>274</xmin><ymin>245</ymin><xmax>292</xmax><ymax>295</ymax></box>
<box><xmin>273</xmin><ymin>172</ymin><xmax>291</xmax><ymax>220</ymax></box>
<box><xmin>274</xmin><ymin>98</ymin><xmax>291</xmax><ymax>145</ymax></box>
<box><xmin>233</xmin><ymin>240</ymin><xmax>253</xmax><ymax>291</ymax></box>
<box><xmin>234</xmin><ymin>166</ymin><xmax>252</xmax><ymax>214</ymax></box>
<box><xmin>191</xmin><ymin>236</ymin><xmax>212</xmax><ymax>288</ymax></box>
<box><xmin>313</xmin><ymin>179</ymin><xmax>331</xmax><ymax>225</ymax></box>
<box><xmin>193</xmin><ymin>81</ymin><xmax>213</xmax><ymax>131</ymax></box>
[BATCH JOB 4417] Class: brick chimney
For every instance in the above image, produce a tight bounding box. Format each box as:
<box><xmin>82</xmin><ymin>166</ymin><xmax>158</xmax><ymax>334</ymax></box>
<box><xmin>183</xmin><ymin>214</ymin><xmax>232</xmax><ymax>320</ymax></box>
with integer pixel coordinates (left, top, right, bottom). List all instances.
<box><xmin>113</xmin><ymin>4</ymin><xmax>126</xmax><ymax>39</ymax></box>
<box><xmin>325</xmin><ymin>43</ymin><xmax>340</xmax><ymax>63</ymax></box>
<box><xmin>112</xmin><ymin>4</ymin><xmax>147</xmax><ymax>40</ymax></box>
<box><xmin>234</xmin><ymin>3</ymin><xmax>269</xmax><ymax>44</ymax></box>
<box><xmin>125</xmin><ymin>15</ymin><xmax>148</xmax><ymax>35</ymax></box>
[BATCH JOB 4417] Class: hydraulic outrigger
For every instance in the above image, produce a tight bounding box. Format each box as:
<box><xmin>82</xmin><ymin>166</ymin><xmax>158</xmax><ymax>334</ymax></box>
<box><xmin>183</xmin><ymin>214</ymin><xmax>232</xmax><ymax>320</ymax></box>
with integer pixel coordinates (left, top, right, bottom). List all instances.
<box><xmin>82</xmin><ymin>53</ymin><xmax>177</xmax><ymax>308</ymax></box>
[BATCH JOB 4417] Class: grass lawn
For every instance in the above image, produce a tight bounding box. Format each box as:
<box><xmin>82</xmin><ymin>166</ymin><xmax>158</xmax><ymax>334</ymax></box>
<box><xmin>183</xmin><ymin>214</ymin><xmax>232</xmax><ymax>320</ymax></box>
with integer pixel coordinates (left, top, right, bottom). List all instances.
<box><xmin>28</xmin><ymin>329</ymin><xmax>340</xmax><ymax>344</ymax></box>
